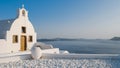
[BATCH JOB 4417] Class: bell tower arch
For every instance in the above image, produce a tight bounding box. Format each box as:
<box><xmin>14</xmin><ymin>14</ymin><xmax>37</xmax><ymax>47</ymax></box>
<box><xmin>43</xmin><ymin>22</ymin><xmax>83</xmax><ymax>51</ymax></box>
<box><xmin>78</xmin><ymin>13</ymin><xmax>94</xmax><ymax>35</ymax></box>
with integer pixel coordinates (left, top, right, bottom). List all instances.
<box><xmin>17</xmin><ymin>4</ymin><xmax>28</xmax><ymax>19</ymax></box>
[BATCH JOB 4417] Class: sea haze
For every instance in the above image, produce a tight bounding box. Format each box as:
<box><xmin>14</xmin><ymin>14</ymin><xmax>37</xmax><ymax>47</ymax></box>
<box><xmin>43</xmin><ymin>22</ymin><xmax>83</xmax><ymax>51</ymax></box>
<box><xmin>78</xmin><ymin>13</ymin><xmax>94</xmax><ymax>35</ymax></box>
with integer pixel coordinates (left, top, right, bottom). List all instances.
<box><xmin>38</xmin><ymin>39</ymin><xmax>120</xmax><ymax>54</ymax></box>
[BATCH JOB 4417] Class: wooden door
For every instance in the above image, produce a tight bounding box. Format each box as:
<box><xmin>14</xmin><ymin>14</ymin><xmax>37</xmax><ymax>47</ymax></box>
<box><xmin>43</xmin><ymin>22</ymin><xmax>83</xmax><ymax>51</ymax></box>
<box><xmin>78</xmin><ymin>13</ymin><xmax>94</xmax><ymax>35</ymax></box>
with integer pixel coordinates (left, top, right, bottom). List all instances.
<box><xmin>21</xmin><ymin>36</ymin><xmax>27</xmax><ymax>51</ymax></box>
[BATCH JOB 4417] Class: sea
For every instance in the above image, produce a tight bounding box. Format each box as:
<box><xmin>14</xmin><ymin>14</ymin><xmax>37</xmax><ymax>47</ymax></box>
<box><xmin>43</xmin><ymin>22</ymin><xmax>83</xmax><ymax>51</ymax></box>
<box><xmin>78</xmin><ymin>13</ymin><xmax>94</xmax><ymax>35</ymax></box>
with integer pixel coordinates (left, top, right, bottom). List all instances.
<box><xmin>39</xmin><ymin>39</ymin><xmax>120</xmax><ymax>54</ymax></box>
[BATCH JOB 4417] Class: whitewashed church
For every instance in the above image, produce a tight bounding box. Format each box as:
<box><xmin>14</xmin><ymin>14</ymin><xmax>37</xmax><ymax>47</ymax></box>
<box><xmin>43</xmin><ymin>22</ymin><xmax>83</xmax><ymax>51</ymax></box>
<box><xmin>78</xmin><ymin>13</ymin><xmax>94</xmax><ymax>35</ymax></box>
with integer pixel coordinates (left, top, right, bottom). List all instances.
<box><xmin>0</xmin><ymin>5</ymin><xmax>69</xmax><ymax>61</ymax></box>
<box><xmin>0</xmin><ymin>5</ymin><xmax>37</xmax><ymax>54</ymax></box>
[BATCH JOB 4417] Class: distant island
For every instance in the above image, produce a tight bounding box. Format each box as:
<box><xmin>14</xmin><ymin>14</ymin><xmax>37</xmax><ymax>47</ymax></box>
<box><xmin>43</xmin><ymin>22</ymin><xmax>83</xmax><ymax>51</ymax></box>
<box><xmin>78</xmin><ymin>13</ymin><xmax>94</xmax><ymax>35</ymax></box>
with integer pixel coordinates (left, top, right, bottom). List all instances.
<box><xmin>37</xmin><ymin>38</ymin><xmax>103</xmax><ymax>42</ymax></box>
<box><xmin>110</xmin><ymin>37</ymin><xmax>120</xmax><ymax>41</ymax></box>
<box><xmin>37</xmin><ymin>38</ymin><xmax>81</xmax><ymax>42</ymax></box>
<box><xmin>37</xmin><ymin>37</ymin><xmax>120</xmax><ymax>42</ymax></box>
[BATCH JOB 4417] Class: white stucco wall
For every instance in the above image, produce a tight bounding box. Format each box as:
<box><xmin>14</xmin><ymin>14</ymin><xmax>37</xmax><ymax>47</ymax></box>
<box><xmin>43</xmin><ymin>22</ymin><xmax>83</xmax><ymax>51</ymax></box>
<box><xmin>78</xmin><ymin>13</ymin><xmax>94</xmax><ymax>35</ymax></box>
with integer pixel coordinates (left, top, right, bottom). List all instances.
<box><xmin>0</xmin><ymin>39</ymin><xmax>11</xmax><ymax>54</ymax></box>
<box><xmin>6</xmin><ymin>17</ymin><xmax>36</xmax><ymax>53</ymax></box>
<box><xmin>0</xmin><ymin>39</ymin><xmax>6</xmax><ymax>46</ymax></box>
<box><xmin>42</xmin><ymin>48</ymin><xmax>60</xmax><ymax>54</ymax></box>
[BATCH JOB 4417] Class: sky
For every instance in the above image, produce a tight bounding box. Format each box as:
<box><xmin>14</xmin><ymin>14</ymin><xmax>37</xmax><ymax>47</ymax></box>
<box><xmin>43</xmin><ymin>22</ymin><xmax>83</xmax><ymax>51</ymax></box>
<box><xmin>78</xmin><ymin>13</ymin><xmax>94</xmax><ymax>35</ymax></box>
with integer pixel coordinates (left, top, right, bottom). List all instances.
<box><xmin>0</xmin><ymin>0</ymin><xmax>120</xmax><ymax>39</ymax></box>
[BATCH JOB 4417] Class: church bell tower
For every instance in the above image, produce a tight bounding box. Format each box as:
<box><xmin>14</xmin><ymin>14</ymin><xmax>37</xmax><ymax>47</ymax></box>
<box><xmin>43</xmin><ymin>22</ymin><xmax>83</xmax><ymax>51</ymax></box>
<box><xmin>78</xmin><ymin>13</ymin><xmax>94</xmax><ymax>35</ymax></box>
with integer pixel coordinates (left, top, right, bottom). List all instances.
<box><xmin>17</xmin><ymin>5</ymin><xmax>28</xmax><ymax>19</ymax></box>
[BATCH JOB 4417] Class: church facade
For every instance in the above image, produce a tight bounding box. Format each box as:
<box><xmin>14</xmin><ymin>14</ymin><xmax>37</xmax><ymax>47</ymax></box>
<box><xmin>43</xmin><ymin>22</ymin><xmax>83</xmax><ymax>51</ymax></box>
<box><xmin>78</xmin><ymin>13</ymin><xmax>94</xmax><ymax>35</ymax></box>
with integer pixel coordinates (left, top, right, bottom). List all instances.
<box><xmin>0</xmin><ymin>6</ymin><xmax>37</xmax><ymax>54</ymax></box>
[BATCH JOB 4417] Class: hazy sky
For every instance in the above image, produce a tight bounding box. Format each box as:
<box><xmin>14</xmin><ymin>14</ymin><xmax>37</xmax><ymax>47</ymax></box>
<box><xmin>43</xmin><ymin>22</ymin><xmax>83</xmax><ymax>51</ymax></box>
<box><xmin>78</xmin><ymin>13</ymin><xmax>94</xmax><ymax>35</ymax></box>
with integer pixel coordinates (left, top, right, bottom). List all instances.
<box><xmin>0</xmin><ymin>0</ymin><xmax>120</xmax><ymax>39</ymax></box>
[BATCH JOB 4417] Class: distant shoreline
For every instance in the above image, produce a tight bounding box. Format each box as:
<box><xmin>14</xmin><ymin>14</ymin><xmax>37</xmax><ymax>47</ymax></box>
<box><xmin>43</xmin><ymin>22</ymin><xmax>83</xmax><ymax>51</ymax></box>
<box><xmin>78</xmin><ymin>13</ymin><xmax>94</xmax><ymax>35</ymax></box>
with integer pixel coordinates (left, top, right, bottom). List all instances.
<box><xmin>37</xmin><ymin>37</ymin><xmax>120</xmax><ymax>42</ymax></box>
<box><xmin>37</xmin><ymin>38</ymin><xmax>107</xmax><ymax>42</ymax></box>
<box><xmin>110</xmin><ymin>37</ymin><xmax>120</xmax><ymax>41</ymax></box>
<box><xmin>37</xmin><ymin>38</ymin><xmax>81</xmax><ymax>42</ymax></box>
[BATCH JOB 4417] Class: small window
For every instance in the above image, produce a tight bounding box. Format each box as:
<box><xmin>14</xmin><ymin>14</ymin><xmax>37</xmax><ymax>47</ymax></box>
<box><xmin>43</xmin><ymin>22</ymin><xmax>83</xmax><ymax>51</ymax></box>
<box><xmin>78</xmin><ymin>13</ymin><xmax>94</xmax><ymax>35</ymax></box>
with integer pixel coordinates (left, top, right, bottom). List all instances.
<box><xmin>29</xmin><ymin>36</ymin><xmax>33</xmax><ymax>42</ymax></box>
<box><xmin>13</xmin><ymin>35</ymin><xmax>18</xmax><ymax>43</ymax></box>
<box><xmin>22</xmin><ymin>27</ymin><xmax>26</xmax><ymax>33</ymax></box>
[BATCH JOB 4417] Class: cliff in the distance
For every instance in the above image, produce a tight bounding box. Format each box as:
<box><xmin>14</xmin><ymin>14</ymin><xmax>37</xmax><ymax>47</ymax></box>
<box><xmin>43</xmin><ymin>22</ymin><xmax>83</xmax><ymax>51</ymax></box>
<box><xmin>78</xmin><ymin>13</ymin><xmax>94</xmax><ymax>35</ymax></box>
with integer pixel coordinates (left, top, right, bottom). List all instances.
<box><xmin>110</xmin><ymin>37</ymin><xmax>120</xmax><ymax>41</ymax></box>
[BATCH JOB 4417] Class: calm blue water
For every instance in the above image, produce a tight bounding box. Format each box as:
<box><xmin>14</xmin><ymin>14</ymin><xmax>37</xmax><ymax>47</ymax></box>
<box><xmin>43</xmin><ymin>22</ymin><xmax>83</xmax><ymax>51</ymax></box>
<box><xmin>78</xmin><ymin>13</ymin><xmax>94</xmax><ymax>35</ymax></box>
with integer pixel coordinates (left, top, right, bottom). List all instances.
<box><xmin>40</xmin><ymin>40</ymin><xmax>120</xmax><ymax>54</ymax></box>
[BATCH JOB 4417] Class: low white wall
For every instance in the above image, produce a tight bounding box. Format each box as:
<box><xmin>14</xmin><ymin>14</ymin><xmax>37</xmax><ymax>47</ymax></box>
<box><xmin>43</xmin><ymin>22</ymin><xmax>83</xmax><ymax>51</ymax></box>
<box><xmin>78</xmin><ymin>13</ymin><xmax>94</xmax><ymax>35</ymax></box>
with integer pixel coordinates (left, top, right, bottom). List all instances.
<box><xmin>42</xmin><ymin>48</ymin><xmax>59</xmax><ymax>54</ymax></box>
<box><xmin>59</xmin><ymin>50</ymin><xmax>69</xmax><ymax>54</ymax></box>
<box><xmin>42</xmin><ymin>54</ymin><xmax>120</xmax><ymax>59</ymax></box>
<box><xmin>0</xmin><ymin>39</ymin><xmax>11</xmax><ymax>54</ymax></box>
<box><xmin>0</xmin><ymin>51</ymin><xmax>31</xmax><ymax>63</ymax></box>
<box><xmin>0</xmin><ymin>39</ymin><xmax>6</xmax><ymax>45</ymax></box>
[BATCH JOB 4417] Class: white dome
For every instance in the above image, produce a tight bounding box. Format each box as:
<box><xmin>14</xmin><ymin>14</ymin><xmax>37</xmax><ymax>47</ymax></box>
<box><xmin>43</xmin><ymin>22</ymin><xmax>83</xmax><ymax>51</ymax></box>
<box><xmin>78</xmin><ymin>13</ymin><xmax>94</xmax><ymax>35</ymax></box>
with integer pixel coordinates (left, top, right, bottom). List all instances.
<box><xmin>31</xmin><ymin>47</ymin><xmax>42</xmax><ymax>59</ymax></box>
